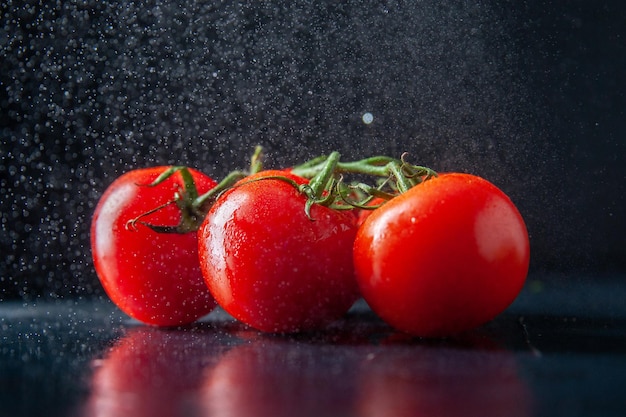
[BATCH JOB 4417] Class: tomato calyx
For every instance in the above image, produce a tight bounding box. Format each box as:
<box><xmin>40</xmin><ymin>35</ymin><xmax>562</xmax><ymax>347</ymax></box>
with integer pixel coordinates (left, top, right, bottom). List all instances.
<box><xmin>291</xmin><ymin>151</ymin><xmax>437</xmax><ymax>215</ymax></box>
<box><xmin>125</xmin><ymin>146</ymin><xmax>264</xmax><ymax>234</ymax></box>
<box><xmin>125</xmin><ymin>168</ymin><xmax>246</xmax><ymax>233</ymax></box>
<box><xmin>232</xmin><ymin>150</ymin><xmax>435</xmax><ymax>220</ymax></box>
<box><xmin>125</xmin><ymin>146</ymin><xmax>436</xmax><ymax>232</ymax></box>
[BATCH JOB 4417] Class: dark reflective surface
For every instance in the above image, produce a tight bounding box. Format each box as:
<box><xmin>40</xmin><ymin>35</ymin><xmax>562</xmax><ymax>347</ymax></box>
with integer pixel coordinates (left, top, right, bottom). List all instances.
<box><xmin>2</xmin><ymin>274</ymin><xmax>626</xmax><ymax>417</ymax></box>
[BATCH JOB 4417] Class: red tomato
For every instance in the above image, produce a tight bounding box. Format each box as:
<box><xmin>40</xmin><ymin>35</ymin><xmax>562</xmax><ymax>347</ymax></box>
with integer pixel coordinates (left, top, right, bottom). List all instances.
<box><xmin>353</xmin><ymin>173</ymin><xmax>530</xmax><ymax>337</ymax></box>
<box><xmin>91</xmin><ymin>167</ymin><xmax>218</xmax><ymax>326</ymax></box>
<box><xmin>198</xmin><ymin>170</ymin><xmax>360</xmax><ymax>333</ymax></box>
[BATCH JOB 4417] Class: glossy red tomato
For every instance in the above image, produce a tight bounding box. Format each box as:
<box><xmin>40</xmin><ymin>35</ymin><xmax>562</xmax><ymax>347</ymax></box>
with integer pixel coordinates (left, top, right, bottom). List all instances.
<box><xmin>91</xmin><ymin>167</ymin><xmax>218</xmax><ymax>326</ymax></box>
<box><xmin>198</xmin><ymin>170</ymin><xmax>360</xmax><ymax>333</ymax></box>
<box><xmin>353</xmin><ymin>173</ymin><xmax>530</xmax><ymax>337</ymax></box>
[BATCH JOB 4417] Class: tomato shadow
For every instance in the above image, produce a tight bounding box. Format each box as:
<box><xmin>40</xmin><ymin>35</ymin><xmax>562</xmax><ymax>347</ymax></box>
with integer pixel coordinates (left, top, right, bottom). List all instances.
<box><xmin>248</xmin><ymin>301</ymin><xmax>626</xmax><ymax>357</ymax></box>
<box><xmin>175</xmin><ymin>298</ymin><xmax>626</xmax><ymax>358</ymax></box>
<box><xmin>203</xmin><ymin>301</ymin><xmax>512</xmax><ymax>351</ymax></box>
<box><xmin>187</xmin><ymin>299</ymin><xmax>510</xmax><ymax>351</ymax></box>
<box><xmin>368</xmin><ymin>310</ymin><xmax>626</xmax><ymax>356</ymax></box>
<box><xmin>489</xmin><ymin>312</ymin><xmax>626</xmax><ymax>356</ymax></box>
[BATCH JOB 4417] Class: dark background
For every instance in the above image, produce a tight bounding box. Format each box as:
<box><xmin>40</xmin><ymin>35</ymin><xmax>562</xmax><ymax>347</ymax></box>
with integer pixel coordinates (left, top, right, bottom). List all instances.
<box><xmin>1</xmin><ymin>0</ymin><xmax>624</xmax><ymax>300</ymax></box>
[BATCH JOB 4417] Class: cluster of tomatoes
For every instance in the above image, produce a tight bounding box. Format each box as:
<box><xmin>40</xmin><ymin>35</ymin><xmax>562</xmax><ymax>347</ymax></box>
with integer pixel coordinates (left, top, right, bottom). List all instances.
<box><xmin>90</xmin><ymin>148</ymin><xmax>530</xmax><ymax>338</ymax></box>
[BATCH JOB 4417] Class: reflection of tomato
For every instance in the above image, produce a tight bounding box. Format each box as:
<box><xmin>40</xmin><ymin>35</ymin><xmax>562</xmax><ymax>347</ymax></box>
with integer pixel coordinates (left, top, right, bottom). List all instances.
<box><xmin>354</xmin><ymin>173</ymin><xmax>530</xmax><ymax>337</ymax></box>
<box><xmin>357</xmin><ymin>346</ymin><xmax>533</xmax><ymax>417</ymax></box>
<box><xmin>91</xmin><ymin>167</ymin><xmax>218</xmax><ymax>326</ymax></box>
<box><xmin>198</xmin><ymin>170</ymin><xmax>360</xmax><ymax>333</ymax></box>
<box><xmin>200</xmin><ymin>340</ymin><xmax>358</xmax><ymax>417</ymax></box>
<box><xmin>80</xmin><ymin>328</ymin><xmax>227</xmax><ymax>417</ymax></box>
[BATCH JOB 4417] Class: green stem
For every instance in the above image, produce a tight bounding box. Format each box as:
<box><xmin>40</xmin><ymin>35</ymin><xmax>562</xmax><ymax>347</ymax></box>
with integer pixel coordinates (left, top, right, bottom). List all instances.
<box><xmin>307</xmin><ymin>151</ymin><xmax>341</xmax><ymax>200</ymax></box>
<box><xmin>193</xmin><ymin>145</ymin><xmax>266</xmax><ymax>216</ymax></box>
<box><xmin>300</xmin><ymin>152</ymin><xmax>341</xmax><ymax>218</ymax></box>
<box><xmin>178</xmin><ymin>166</ymin><xmax>199</xmax><ymax>201</ymax></box>
<box><xmin>293</xmin><ymin>154</ymin><xmax>436</xmax><ymax>192</ymax></box>
<box><xmin>129</xmin><ymin>147</ymin><xmax>437</xmax><ymax>234</ymax></box>
<box><xmin>292</xmin><ymin>155</ymin><xmax>396</xmax><ymax>178</ymax></box>
<box><xmin>194</xmin><ymin>170</ymin><xmax>247</xmax><ymax>213</ymax></box>
<box><xmin>387</xmin><ymin>161</ymin><xmax>413</xmax><ymax>193</ymax></box>
<box><xmin>249</xmin><ymin>145</ymin><xmax>264</xmax><ymax>175</ymax></box>
<box><xmin>336</xmin><ymin>156</ymin><xmax>398</xmax><ymax>177</ymax></box>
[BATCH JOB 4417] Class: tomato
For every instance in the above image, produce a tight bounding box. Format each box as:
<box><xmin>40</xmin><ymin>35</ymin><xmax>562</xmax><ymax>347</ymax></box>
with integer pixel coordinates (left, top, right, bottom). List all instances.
<box><xmin>91</xmin><ymin>167</ymin><xmax>218</xmax><ymax>326</ymax></box>
<box><xmin>197</xmin><ymin>170</ymin><xmax>360</xmax><ymax>333</ymax></box>
<box><xmin>353</xmin><ymin>173</ymin><xmax>530</xmax><ymax>337</ymax></box>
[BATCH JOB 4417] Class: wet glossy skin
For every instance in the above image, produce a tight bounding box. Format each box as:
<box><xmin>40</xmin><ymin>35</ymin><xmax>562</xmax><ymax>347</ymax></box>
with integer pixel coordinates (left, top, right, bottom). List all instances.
<box><xmin>198</xmin><ymin>170</ymin><xmax>360</xmax><ymax>333</ymax></box>
<box><xmin>354</xmin><ymin>173</ymin><xmax>530</xmax><ymax>337</ymax></box>
<box><xmin>90</xmin><ymin>167</ymin><xmax>218</xmax><ymax>326</ymax></box>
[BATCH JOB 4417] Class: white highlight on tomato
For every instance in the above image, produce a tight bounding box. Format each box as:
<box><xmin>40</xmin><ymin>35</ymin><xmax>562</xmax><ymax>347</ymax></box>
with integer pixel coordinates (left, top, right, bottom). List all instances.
<box><xmin>474</xmin><ymin>196</ymin><xmax>527</xmax><ymax>264</ymax></box>
<box><xmin>94</xmin><ymin>182</ymin><xmax>135</xmax><ymax>259</ymax></box>
<box><xmin>204</xmin><ymin>191</ymin><xmax>249</xmax><ymax>308</ymax></box>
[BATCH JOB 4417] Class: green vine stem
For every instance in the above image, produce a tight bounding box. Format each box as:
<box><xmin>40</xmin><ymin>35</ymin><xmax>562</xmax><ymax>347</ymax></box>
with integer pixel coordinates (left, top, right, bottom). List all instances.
<box><xmin>126</xmin><ymin>146</ymin><xmax>436</xmax><ymax>234</ymax></box>
<box><xmin>126</xmin><ymin>146</ymin><xmax>264</xmax><ymax>233</ymax></box>
<box><xmin>291</xmin><ymin>151</ymin><xmax>437</xmax><ymax>209</ymax></box>
<box><xmin>291</xmin><ymin>155</ymin><xmax>396</xmax><ymax>178</ymax></box>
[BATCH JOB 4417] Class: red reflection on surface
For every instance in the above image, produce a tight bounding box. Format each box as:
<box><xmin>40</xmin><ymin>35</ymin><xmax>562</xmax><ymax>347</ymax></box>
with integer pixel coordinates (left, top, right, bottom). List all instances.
<box><xmin>199</xmin><ymin>340</ymin><xmax>357</xmax><ymax>417</ymax></box>
<box><xmin>80</xmin><ymin>327</ymin><xmax>226</xmax><ymax>417</ymax></box>
<box><xmin>356</xmin><ymin>345</ymin><xmax>534</xmax><ymax>417</ymax></box>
